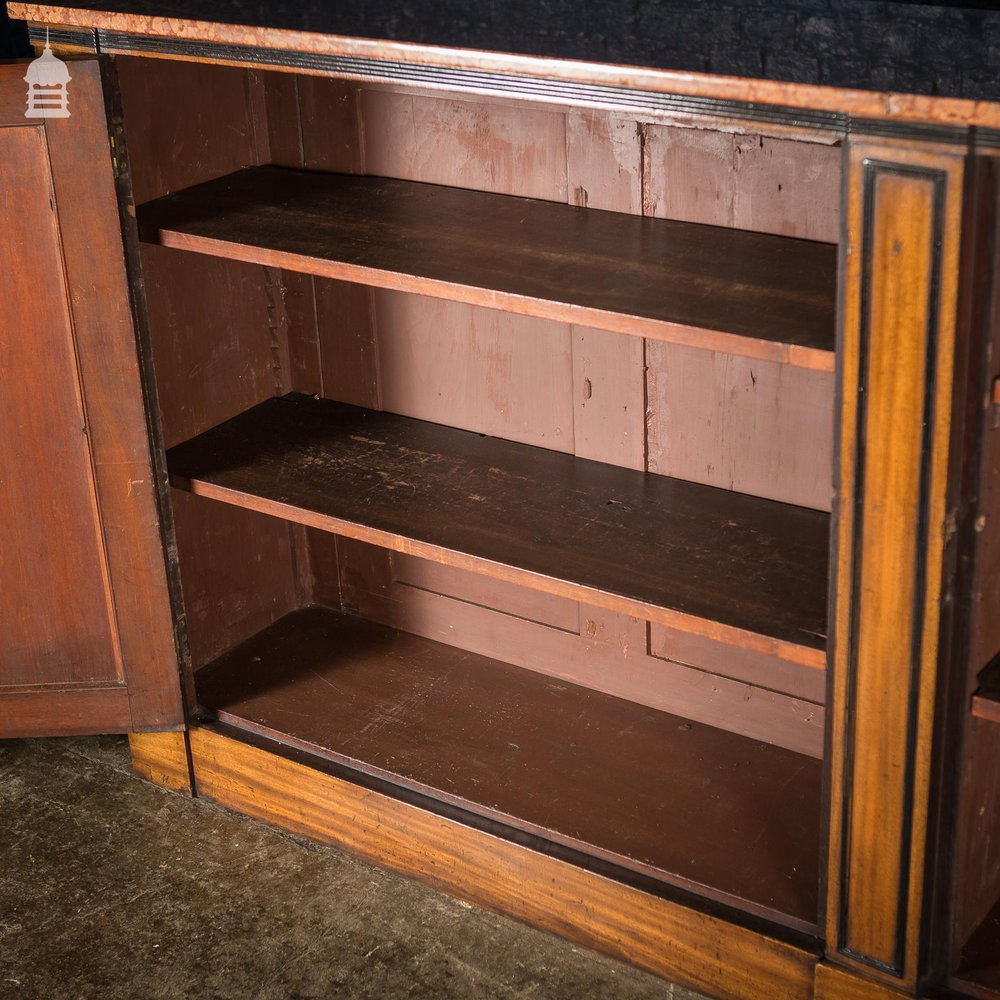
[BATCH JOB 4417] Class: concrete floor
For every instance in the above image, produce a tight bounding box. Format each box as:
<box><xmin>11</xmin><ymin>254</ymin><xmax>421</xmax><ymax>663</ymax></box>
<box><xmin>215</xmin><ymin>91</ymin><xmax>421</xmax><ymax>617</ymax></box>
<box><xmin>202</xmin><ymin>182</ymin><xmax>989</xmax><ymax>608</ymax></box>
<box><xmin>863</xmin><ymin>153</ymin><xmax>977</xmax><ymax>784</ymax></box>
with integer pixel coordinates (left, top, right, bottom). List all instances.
<box><xmin>0</xmin><ymin>736</ymin><xmax>707</xmax><ymax>1000</ymax></box>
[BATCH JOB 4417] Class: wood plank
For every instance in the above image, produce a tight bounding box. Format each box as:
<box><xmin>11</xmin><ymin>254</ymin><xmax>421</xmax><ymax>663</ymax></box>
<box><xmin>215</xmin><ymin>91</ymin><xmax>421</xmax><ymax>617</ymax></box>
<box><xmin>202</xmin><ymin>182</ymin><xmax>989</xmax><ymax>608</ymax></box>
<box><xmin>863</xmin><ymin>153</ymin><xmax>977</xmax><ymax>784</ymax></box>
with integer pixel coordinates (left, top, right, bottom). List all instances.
<box><xmin>195</xmin><ymin>606</ymin><xmax>822</xmax><ymax>928</ymax></box>
<box><xmin>129</xmin><ymin>731</ymin><xmax>193</xmax><ymax>795</ymax></box>
<box><xmin>646</xmin><ymin>343</ymin><xmax>835</xmax><ymax>512</ymax></box>
<box><xmin>955</xmin><ymin>896</ymin><xmax>1000</xmax><ymax>997</ymax></box>
<box><xmin>167</xmin><ymin>394</ymin><xmax>829</xmax><ymax>665</ymax></box>
<box><xmin>825</xmin><ymin>140</ymin><xmax>966</xmax><ymax>989</ymax></box>
<box><xmin>972</xmin><ymin>655</ymin><xmax>1000</xmax><ymax>724</ymax></box>
<box><xmin>0</xmin><ymin>687</ymin><xmax>133</xmax><ymax>739</ymax></box>
<box><xmin>813</xmin><ymin>963</ymin><xmax>913</xmax><ymax>1000</ymax></box>
<box><xmin>136</xmin><ymin>165</ymin><xmax>837</xmax><ymax>370</ymax></box>
<box><xmin>190</xmin><ymin>724</ymin><xmax>818</xmax><ymax>1000</ymax></box>
<box><xmin>0</xmin><ymin>121</ymin><xmax>119</xmax><ymax>688</ymax></box>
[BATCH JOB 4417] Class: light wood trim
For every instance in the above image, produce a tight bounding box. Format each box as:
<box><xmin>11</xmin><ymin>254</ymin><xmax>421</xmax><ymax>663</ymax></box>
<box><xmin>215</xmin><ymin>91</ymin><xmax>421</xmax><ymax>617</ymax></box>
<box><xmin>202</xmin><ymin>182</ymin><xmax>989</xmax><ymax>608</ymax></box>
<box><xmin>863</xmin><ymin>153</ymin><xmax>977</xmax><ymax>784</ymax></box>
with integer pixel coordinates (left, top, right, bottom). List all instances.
<box><xmin>189</xmin><ymin>726</ymin><xmax>818</xmax><ymax>1000</ymax></box>
<box><xmin>814</xmin><ymin>963</ymin><xmax>913</xmax><ymax>1000</ymax></box>
<box><xmin>129</xmin><ymin>730</ymin><xmax>193</xmax><ymax>795</ymax></box>
<box><xmin>9</xmin><ymin>3</ymin><xmax>1000</xmax><ymax>130</ymax></box>
<box><xmin>826</xmin><ymin>139</ymin><xmax>966</xmax><ymax>989</ymax></box>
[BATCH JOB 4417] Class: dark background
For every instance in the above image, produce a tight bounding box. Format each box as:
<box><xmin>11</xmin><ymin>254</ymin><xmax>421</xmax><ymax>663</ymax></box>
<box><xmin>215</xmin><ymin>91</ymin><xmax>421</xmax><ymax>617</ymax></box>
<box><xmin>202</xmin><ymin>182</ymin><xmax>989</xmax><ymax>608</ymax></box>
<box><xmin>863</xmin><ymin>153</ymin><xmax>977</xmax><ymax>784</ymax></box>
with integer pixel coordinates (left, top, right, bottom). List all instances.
<box><xmin>0</xmin><ymin>2</ymin><xmax>998</xmax><ymax>97</ymax></box>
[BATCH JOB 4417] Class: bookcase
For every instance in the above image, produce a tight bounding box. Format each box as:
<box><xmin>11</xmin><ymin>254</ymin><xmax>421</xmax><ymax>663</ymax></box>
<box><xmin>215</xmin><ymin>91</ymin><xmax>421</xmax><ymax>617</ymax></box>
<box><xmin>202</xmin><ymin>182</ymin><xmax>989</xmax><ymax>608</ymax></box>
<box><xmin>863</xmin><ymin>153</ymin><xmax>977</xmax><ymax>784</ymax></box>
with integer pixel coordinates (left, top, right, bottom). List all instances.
<box><xmin>2</xmin><ymin>5</ymin><xmax>999</xmax><ymax>998</ymax></box>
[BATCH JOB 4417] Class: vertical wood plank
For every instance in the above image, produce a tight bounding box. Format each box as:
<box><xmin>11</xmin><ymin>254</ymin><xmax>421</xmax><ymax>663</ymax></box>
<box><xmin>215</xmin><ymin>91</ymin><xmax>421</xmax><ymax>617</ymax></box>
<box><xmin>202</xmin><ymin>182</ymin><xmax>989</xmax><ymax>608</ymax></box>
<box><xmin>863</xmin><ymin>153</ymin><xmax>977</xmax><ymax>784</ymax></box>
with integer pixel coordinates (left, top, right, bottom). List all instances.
<box><xmin>129</xmin><ymin>731</ymin><xmax>193</xmax><ymax>795</ymax></box>
<box><xmin>0</xmin><ymin>124</ymin><xmax>119</xmax><ymax>687</ymax></box>
<box><xmin>566</xmin><ymin>110</ymin><xmax>645</xmax><ymax>471</ymax></box>
<box><xmin>646</xmin><ymin>345</ymin><xmax>834</xmax><ymax>511</ymax></box>
<box><xmin>827</xmin><ymin>138</ymin><xmax>966</xmax><ymax>988</ymax></box>
<box><xmin>642</xmin><ymin>125</ymin><xmax>838</xmax><ymax>508</ymax></box>
<box><xmin>643</xmin><ymin>126</ymin><xmax>840</xmax><ymax>242</ymax></box>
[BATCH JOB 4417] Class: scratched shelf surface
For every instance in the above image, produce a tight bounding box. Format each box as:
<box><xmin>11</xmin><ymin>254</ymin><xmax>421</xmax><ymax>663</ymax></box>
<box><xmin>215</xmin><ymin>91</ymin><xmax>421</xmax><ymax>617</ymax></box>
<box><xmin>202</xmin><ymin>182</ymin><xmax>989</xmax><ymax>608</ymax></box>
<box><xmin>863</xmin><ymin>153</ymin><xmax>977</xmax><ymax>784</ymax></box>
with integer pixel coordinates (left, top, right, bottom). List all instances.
<box><xmin>167</xmin><ymin>393</ymin><xmax>830</xmax><ymax>663</ymax></box>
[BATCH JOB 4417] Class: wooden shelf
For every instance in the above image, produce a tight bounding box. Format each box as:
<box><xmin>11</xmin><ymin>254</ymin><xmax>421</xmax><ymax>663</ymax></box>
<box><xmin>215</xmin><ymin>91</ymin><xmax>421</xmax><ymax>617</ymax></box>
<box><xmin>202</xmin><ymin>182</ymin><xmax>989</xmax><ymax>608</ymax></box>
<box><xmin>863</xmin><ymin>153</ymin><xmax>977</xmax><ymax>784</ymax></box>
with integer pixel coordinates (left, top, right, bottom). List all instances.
<box><xmin>195</xmin><ymin>605</ymin><xmax>822</xmax><ymax>929</ymax></box>
<box><xmin>956</xmin><ymin>896</ymin><xmax>1000</xmax><ymax>996</ymax></box>
<box><xmin>973</xmin><ymin>655</ymin><xmax>1000</xmax><ymax>724</ymax></box>
<box><xmin>137</xmin><ymin>165</ymin><xmax>837</xmax><ymax>371</ymax></box>
<box><xmin>167</xmin><ymin>394</ymin><xmax>829</xmax><ymax>666</ymax></box>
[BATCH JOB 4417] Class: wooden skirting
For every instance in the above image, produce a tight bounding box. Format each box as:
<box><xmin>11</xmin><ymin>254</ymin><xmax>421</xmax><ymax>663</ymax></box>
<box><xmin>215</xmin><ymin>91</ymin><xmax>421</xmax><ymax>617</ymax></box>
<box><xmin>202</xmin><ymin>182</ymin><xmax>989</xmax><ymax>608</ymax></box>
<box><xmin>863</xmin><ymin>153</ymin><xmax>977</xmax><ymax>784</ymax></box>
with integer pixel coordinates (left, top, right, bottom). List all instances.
<box><xmin>814</xmin><ymin>963</ymin><xmax>914</xmax><ymax>1000</ymax></box>
<box><xmin>129</xmin><ymin>730</ymin><xmax>193</xmax><ymax>795</ymax></box>
<box><xmin>188</xmin><ymin>725</ymin><xmax>818</xmax><ymax>1000</ymax></box>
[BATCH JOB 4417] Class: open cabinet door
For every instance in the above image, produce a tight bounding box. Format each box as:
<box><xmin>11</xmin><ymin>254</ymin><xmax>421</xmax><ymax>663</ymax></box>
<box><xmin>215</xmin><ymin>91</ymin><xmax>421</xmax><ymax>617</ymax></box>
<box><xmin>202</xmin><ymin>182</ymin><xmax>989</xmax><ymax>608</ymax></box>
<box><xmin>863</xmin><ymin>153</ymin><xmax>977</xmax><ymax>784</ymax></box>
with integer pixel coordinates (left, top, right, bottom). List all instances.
<box><xmin>0</xmin><ymin>58</ymin><xmax>183</xmax><ymax>737</ymax></box>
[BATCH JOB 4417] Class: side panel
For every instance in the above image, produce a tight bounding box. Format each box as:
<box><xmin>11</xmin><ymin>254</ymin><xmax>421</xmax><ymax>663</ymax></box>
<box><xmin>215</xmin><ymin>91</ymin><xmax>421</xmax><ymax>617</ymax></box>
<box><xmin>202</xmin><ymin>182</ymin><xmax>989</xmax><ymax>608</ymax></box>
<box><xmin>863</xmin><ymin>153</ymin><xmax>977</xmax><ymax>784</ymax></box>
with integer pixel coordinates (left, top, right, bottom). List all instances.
<box><xmin>0</xmin><ymin>59</ymin><xmax>183</xmax><ymax>735</ymax></box>
<box><xmin>825</xmin><ymin>137</ymin><xmax>966</xmax><ymax>988</ymax></box>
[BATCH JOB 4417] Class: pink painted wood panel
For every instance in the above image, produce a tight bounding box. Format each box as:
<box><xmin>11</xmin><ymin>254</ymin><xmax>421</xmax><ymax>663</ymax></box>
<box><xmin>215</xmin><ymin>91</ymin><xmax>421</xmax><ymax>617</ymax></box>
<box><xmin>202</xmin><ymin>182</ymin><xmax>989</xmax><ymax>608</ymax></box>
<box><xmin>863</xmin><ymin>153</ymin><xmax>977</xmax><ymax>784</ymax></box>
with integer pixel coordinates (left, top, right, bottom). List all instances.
<box><xmin>646</xmin><ymin>343</ymin><xmax>835</xmax><ymax>511</ymax></box>
<box><xmin>566</xmin><ymin>110</ymin><xmax>646</xmax><ymax>472</ymax></box>
<box><xmin>334</xmin><ymin>540</ymin><xmax>822</xmax><ymax>756</ymax></box>
<box><xmin>642</xmin><ymin>126</ymin><xmax>841</xmax><ymax>242</ymax></box>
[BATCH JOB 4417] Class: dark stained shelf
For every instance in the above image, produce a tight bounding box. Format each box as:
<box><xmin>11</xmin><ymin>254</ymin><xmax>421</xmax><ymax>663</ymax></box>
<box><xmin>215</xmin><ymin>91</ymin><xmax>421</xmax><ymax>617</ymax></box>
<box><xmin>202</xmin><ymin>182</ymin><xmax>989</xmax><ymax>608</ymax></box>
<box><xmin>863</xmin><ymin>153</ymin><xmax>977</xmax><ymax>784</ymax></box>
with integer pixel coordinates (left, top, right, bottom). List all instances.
<box><xmin>195</xmin><ymin>605</ymin><xmax>823</xmax><ymax>929</ymax></box>
<box><xmin>973</xmin><ymin>654</ymin><xmax>1000</xmax><ymax>724</ymax></box>
<box><xmin>167</xmin><ymin>393</ymin><xmax>830</xmax><ymax>665</ymax></box>
<box><xmin>956</xmin><ymin>895</ymin><xmax>1000</xmax><ymax>995</ymax></box>
<box><xmin>137</xmin><ymin>165</ymin><xmax>837</xmax><ymax>370</ymax></box>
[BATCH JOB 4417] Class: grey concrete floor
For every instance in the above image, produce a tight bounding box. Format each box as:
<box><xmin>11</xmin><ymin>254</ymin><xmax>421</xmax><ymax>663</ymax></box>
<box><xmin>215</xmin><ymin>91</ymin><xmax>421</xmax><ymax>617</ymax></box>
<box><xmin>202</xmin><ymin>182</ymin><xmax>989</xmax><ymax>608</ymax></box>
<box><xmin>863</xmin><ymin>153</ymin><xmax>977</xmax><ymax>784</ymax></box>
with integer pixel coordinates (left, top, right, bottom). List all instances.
<box><xmin>0</xmin><ymin>736</ymin><xmax>707</xmax><ymax>1000</ymax></box>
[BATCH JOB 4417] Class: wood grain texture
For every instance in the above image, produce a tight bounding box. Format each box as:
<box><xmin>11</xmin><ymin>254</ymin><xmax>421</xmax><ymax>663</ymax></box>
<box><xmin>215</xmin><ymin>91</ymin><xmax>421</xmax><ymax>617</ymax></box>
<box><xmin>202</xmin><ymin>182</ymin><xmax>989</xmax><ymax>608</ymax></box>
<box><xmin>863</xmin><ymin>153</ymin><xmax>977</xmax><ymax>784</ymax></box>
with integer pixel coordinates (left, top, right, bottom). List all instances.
<box><xmin>196</xmin><ymin>605</ymin><xmax>822</xmax><ymax>926</ymax></box>
<box><xmin>189</xmin><ymin>724</ymin><xmax>819</xmax><ymax>1000</ymax></box>
<box><xmin>136</xmin><ymin>165</ymin><xmax>838</xmax><ymax>370</ymax></box>
<box><xmin>0</xmin><ymin>60</ymin><xmax>183</xmax><ymax>735</ymax></box>
<box><xmin>44</xmin><ymin>59</ymin><xmax>185</xmax><ymax>728</ymax></box>
<box><xmin>813</xmin><ymin>963</ymin><xmax>913</xmax><ymax>1000</ymax></box>
<box><xmin>826</xmin><ymin>140</ymin><xmax>966</xmax><ymax>988</ymax></box>
<box><xmin>0</xmin><ymin>687</ymin><xmax>133</xmax><ymax>739</ymax></box>
<box><xmin>10</xmin><ymin>3</ymin><xmax>1000</xmax><ymax>129</ymax></box>
<box><xmin>0</xmin><ymin>119</ymin><xmax>119</xmax><ymax>689</ymax></box>
<box><xmin>167</xmin><ymin>394</ymin><xmax>829</xmax><ymax>664</ymax></box>
<box><xmin>129</xmin><ymin>730</ymin><xmax>193</xmax><ymax>794</ymax></box>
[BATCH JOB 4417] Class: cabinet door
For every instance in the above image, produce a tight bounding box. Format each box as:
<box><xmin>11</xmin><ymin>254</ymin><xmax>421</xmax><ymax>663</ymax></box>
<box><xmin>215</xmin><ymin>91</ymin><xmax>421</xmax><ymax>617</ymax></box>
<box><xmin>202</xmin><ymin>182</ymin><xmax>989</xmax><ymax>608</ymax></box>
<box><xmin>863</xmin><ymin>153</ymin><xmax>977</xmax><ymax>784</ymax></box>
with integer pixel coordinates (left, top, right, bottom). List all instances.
<box><xmin>0</xmin><ymin>58</ymin><xmax>183</xmax><ymax>736</ymax></box>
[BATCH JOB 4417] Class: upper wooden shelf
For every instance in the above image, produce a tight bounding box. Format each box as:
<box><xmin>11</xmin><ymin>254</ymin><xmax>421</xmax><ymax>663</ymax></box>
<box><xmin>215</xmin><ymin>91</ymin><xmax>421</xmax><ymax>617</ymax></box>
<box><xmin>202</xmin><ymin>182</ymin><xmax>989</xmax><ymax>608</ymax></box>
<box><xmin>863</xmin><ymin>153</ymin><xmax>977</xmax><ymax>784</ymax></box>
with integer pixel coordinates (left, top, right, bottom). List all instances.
<box><xmin>137</xmin><ymin>166</ymin><xmax>837</xmax><ymax>370</ymax></box>
<box><xmin>167</xmin><ymin>393</ymin><xmax>829</xmax><ymax>667</ymax></box>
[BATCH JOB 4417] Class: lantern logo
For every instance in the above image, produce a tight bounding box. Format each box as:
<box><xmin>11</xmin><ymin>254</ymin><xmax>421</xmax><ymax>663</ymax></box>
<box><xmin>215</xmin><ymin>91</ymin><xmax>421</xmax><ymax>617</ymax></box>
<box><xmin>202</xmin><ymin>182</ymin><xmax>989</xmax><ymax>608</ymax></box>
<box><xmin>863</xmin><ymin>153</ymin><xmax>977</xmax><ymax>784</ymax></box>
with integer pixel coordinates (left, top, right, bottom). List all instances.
<box><xmin>24</xmin><ymin>35</ymin><xmax>71</xmax><ymax>118</ymax></box>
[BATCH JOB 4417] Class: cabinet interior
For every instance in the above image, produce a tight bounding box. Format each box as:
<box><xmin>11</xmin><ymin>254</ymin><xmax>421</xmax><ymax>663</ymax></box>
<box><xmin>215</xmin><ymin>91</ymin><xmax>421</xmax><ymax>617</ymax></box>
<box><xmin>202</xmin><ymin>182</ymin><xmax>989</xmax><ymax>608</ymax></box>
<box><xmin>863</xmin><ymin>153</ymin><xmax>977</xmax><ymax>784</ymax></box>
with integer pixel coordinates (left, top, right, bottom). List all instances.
<box><xmin>118</xmin><ymin>56</ymin><xmax>842</xmax><ymax>935</ymax></box>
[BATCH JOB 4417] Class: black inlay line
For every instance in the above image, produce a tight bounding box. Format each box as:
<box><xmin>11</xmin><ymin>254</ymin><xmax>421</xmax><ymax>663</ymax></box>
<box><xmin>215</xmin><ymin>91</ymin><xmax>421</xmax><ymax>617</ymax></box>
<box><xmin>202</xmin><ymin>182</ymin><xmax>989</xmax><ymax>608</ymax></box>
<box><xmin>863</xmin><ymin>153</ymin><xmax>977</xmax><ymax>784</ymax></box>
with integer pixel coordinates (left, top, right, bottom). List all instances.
<box><xmin>94</xmin><ymin>28</ymin><xmax>845</xmax><ymax>131</ymax></box>
<box><xmin>838</xmin><ymin>159</ymin><xmax>947</xmax><ymax>978</ymax></box>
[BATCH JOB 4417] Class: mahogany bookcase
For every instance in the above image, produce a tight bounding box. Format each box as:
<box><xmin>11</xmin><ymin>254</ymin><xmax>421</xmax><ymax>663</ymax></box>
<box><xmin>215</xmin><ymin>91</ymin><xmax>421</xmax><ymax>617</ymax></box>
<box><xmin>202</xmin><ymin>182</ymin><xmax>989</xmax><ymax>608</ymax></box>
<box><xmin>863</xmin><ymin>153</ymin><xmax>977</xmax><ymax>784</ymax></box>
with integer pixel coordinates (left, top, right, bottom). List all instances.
<box><xmin>1</xmin><ymin>4</ymin><xmax>998</xmax><ymax>999</ymax></box>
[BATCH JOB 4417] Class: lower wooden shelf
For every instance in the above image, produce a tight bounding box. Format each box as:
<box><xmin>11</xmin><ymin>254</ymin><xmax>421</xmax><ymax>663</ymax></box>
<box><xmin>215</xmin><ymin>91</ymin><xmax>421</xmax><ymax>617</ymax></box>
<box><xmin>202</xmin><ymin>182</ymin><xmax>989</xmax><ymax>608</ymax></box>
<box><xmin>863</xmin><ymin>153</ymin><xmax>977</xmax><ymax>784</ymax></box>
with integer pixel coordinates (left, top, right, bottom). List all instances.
<box><xmin>195</xmin><ymin>605</ymin><xmax>822</xmax><ymax>931</ymax></box>
<box><xmin>973</xmin><ymin>654</ymin><xmax>1000</xmax><ymax>724</ymax></box>
<box><xmin>955</xmin><ymin>896</ymin><xmax>1000</xmax><ymax>997</ymax></box>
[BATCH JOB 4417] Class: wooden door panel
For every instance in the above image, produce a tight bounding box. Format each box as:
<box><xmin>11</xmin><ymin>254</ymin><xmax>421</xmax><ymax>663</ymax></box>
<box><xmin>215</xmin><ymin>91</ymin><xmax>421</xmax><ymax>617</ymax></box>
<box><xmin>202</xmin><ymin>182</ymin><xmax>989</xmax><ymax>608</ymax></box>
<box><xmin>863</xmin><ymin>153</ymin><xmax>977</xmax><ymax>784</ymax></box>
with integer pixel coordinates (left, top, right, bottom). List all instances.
<box><xmin>0</xmin><ymin>59</ymin><xmax>183</xmax><ymax>736</ymax></box>
<box><xmin>0</xmin><ymin>124</ymin><xmax>120</xmax><ymax>688</ymax></box>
